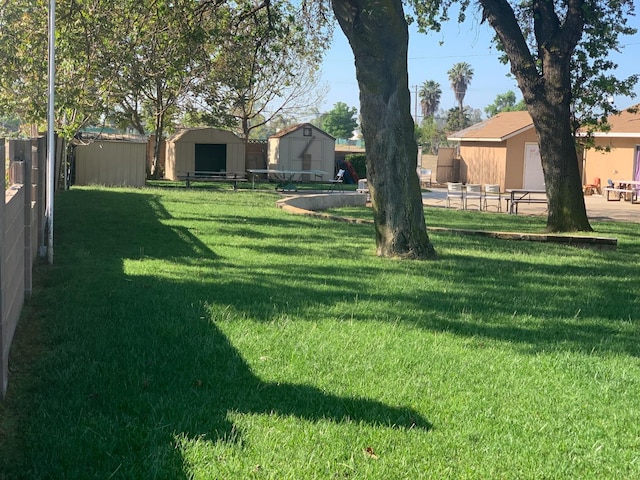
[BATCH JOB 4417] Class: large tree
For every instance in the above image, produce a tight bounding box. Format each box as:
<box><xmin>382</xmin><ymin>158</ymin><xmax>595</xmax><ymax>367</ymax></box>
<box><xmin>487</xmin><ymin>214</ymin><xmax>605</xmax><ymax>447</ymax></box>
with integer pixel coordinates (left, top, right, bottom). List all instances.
<box><xmin>321</xmin><ymin>102</ymin><xmax>358</xmax><ymax>138</ymax></box>
<box><xmin>418</xmin><ymin>80</ymin><xmax>442</xmax><ymax>119</ymax></box>
<box><xmin>331</xmin><ymin>0</ymin><xmax>436</xmax><ymax>259</ymax></box>
<box><xmin>413</xmin><ymin>0</ymin><xmax>637</xmax><ymax>232</ymax></box>
<box><xmin>485</xmin><ymin>90</ymin><xmax>526</xmax><ymax>117</ymax></box>
<box><xmin>447</xmin><ymin>62</ymin><xmax>474</xmax><ymax>128</ymax></box>
<box><xmin>191</xmin><ymin>0</ymin><xmax>330</xmax><ymax>141</ymax></box>
<box><xmin>0</xmin><ymin>0</ymin><xmax>119</xmax><ymax>139</ymax></box>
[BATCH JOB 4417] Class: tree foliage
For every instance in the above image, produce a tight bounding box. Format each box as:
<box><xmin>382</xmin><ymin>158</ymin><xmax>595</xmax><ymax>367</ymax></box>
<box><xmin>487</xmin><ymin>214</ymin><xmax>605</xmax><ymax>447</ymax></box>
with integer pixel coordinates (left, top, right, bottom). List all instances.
<box><xmin>321</xmin><ymin>102</ymin><xmax>358</xmax><ymax>138</ymax></box>
<box><xmin>484</xmin><ymin>90</ymin><xmax>526</xmax><ymax>117</ymax></box>
<box><xmin>188</xmin><ymin>0</ymin><xmax>331</xmax><ymax>141</ymax></box>
<box><xmin>0</xmin><ymin>0</ymin><xmax>330</xmax><ymax>176</ymax></box>
<box><xmin>418</xmin><ymin>80</ymin><xmax>442</xmax><ymax>119</ymax></box>
<box><xmin>447</xmin><ymin>62</ymin><xmax>473</xmax><ymax>124</ymax></box>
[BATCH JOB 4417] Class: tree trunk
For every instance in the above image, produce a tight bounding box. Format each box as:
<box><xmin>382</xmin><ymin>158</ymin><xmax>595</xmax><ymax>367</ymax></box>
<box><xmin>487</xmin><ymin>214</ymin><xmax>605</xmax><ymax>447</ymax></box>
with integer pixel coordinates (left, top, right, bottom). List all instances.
<box><xmin>529</xmin><ymin>101</ymin><xmax>591</xmax><ymax>232</ymax></box>
<box><xmin>332</xmin><ymin>0</ymin><xmax>436</xmax><ymax>259</ymax></box>
<box><xmin>479</xmin><ymin>0</ymin><xmax>592</xmax><ymax>232</ymax></box>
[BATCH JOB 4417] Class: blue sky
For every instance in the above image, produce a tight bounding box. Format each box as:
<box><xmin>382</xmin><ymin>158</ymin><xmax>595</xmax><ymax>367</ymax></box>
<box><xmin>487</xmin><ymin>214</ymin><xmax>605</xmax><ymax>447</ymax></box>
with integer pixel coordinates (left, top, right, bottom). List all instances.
<box><xmin>318</xmin><ymin>8</ymin><xmax>640</xmax><ymax>121</ymax></box>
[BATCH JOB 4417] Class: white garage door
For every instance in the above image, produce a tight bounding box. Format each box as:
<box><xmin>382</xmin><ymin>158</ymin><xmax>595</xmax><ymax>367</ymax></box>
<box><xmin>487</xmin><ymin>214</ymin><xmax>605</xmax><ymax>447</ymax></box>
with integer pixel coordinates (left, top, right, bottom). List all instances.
<box><xmin>523</xmin><ymin>143</ymin><xmax>545</xmax><ymax>190</ymax></box>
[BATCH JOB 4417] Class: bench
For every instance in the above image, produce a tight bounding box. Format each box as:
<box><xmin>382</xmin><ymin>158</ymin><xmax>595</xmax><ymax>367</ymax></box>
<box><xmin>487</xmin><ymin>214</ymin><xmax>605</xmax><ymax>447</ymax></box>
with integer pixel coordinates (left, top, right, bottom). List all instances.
<box><xmin>177</xmin><ymin>171</ymin><xmax>248</xmax><ymax>190</ymax></box>
<box><xmin>604</xmin><ymin>187</ymin><xmax>638</xmax><ymax>202</ymax></box>
<box><xmin>506</xmin><ymin>189</ymin><xmax>547</xmax><ymax>214</ymax></box>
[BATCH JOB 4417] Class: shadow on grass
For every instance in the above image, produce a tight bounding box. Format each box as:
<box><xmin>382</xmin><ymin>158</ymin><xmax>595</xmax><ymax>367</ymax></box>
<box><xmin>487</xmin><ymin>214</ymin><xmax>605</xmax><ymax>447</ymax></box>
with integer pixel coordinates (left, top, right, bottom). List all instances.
<box><xmin>6</xmin><ymin>189</ymin><xmax>429</xmax><ymax>478</ymax></box>
<box><xmin>8</xmin><ymin>187</ymin><xmax>640</xmax><ymax>477</ymax></box>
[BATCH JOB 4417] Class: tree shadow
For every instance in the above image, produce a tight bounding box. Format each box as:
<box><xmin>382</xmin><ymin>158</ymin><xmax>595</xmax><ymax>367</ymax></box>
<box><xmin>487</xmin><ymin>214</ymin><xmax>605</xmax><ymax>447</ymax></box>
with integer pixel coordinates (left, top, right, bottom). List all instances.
<box><xmin>30</xmin><ymin>189</ymin><xmax>430</xmax><ymax>477</ymax></box>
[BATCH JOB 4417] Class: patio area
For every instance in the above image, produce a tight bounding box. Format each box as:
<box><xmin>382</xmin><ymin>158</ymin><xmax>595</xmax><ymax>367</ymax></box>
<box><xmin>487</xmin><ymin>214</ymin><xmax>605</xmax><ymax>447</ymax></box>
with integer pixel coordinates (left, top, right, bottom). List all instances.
<box><xmin>422</xmin><ymin>188</ymin><xmax>640</xmax><ymax>223</ymax></box>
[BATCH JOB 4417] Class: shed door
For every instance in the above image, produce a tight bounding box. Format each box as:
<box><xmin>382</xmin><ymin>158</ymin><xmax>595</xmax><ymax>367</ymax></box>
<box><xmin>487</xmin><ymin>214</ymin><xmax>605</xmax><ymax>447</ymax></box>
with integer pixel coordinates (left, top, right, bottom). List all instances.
<box><xmin>523</xmin><ymin>143</ymin><xmax>545</xmax><ymax>190</ymax></box>
<box><xmin>195</xmin><ymin>144</ymin><xmax>226</xmax><ymax>173</ymax></box>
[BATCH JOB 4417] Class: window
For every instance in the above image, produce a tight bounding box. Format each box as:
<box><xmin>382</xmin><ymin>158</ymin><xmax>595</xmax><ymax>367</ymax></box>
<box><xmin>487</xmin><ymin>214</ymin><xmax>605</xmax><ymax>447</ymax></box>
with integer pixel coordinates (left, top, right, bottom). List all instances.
<box><xmin>303</xmin><ymin>127</ymin><xmax>312</xmax><ymax>136</ymax></box>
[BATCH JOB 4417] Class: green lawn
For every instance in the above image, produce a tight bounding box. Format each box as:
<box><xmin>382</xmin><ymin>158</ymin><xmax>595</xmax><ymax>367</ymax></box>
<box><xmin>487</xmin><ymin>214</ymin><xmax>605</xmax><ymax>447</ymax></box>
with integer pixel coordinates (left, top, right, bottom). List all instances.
<box><xmin>1</xmin><ymin>186</ymin><xmax>639</xmax><ymax>479</ymax></box>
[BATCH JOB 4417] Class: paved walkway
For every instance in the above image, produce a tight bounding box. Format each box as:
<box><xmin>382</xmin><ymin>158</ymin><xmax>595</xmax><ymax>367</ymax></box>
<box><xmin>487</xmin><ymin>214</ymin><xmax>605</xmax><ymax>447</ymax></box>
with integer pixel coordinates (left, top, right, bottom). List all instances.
<box><xmin>422</xmin><ymin>188</ymin><xmax>639</xmax><ymax>224</ymax></box>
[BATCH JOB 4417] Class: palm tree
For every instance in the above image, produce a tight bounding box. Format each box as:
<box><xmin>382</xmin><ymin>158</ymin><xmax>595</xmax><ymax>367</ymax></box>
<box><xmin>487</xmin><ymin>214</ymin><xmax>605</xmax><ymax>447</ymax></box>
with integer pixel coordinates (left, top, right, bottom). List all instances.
<box><xmin>418</xmin><ymin>80</ymin><xmax>441</xmax><ymax>119</ymax></box>
<box><xmin>447</xmin><ymin>62</ymin><xmax>474</xmax><ymax>127</ymax></box>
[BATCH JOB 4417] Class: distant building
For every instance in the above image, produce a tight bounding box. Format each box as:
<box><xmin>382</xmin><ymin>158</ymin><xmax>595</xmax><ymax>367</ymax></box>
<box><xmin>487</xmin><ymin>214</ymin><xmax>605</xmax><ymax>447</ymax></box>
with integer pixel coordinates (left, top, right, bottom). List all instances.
<box><xmin>268</xmin><ymin>123</ymin><xmax>336</xmax><ymax>180</ymax></box>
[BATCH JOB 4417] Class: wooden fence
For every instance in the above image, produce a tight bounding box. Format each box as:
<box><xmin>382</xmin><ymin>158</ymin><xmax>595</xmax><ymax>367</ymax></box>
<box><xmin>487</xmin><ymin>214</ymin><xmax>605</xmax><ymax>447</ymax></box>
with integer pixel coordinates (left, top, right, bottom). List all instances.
<box><xmin>1</xmin><ymin>137</ymin><xmax>48</xmax><ymax>399</ymax></box>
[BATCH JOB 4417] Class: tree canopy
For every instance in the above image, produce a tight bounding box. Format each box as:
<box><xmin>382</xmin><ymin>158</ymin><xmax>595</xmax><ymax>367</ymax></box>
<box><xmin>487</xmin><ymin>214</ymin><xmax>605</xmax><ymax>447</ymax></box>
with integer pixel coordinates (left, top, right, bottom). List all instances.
<box><xmin>418</xmin><ymin>80</ymin><xmax>442</xmax><ymax>119</ymax></box>
<box><xmin>321</xmin><ymin>102</ymin><xmax>358</xmax><ymax>138</ymax></box>
<box><xmin>0</xmin><ymin>0</ymin><xmax>331</xmax><ymax>158</ymax></box>
<box><xmin>447</xmin><ymin>62</ymin><xmax>473</xmax><ymax>125</ymax></box>
<box><xmin>485</xmin><ymin>90</ymin><xmax>526</xmax><ymax>117</ymax></box>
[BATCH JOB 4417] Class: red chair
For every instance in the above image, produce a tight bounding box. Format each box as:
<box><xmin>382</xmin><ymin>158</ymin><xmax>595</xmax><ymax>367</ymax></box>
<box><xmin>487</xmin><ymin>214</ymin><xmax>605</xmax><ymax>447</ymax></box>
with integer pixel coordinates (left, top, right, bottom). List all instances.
<box><xmin>583</xmin><ymin>177</ymin><xmax>601</xmax><ymax>195</ymax></box>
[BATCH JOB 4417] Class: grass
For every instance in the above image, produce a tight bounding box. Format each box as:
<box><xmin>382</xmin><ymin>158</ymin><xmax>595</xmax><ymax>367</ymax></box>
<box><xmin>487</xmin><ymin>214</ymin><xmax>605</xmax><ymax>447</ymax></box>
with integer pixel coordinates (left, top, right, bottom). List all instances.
<box><xmin>1</xmin><ymin>186</ymin><xmax>640</xmax><ymax>479</ymax></box>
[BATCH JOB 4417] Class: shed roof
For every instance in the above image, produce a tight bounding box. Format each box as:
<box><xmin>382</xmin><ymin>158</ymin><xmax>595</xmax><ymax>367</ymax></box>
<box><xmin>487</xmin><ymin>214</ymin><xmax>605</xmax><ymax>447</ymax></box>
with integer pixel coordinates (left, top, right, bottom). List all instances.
<box><xmin>270</xmin><ymin>123</ymin><xmax>335</xmax><ymax>140</ymax></box>
<box><xmin>587</xmin><ymin>105</ymin><xmax>640</xmax><ymax>137</ymax></box>
<box><xmin>167</xmin><ymin>128</ymin><xmax>243</xmax><ymax>143</ymax></box>
<box><xmin>447</xmin><ymin>111</ymin><xmax>534</xmax><ymax>142</ymax></box>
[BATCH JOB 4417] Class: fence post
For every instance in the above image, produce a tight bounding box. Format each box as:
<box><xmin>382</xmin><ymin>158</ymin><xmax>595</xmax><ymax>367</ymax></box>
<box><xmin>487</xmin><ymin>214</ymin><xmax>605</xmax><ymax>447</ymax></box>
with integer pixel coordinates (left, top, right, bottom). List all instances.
<box><xmin>24</xmin><ymin>141</ymin><xmax>33</xmax><ymax>298</ymax></box>
<box><xmin>0</xmin><ymin>138</ymin><xmax>6</xmax><ymax>397</ymax></box>
<box><xmin>37</xmin><ymin>137</ymin><xmax>47</xmax><ymax>256</ymax></box>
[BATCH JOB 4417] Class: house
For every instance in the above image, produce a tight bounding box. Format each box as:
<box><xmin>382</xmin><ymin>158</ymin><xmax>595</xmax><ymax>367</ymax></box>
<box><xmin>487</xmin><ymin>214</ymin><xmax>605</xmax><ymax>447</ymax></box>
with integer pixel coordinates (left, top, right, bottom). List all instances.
<box><xmin>581</xmin><ymin>106</ymin><xmax>640</xmax><ymax>186</ymax></box>
<box><xmin>447</xmin><ymin>111</ymin><xmax>545</xmax><ymax>190</ymax></box>
<box><xmin>268</xmin><ymin>123</ymin><xmax>335</xmax><ymax>181</ymax></box>
<box><xmin>165</xmin><ymin>128</ymin><xmax>246</xmax><ymax>180</ymax></box>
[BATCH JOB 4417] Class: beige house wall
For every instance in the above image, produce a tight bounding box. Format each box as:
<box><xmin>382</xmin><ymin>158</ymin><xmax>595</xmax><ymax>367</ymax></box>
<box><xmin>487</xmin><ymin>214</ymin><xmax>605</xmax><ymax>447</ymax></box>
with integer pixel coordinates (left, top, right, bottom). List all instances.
<box><xmin>457</xmin><ymin>129</ymin><xmax>539</xmax><ymax>190</ymax></box>
<box><xmin>75</xmin><ymin>141</ymin><xmax>146</xmax><ymax>187</ymax></box>
<box><xmin>459</xmin><ymin>142</ymin><xmax>507</xmax><ymax>188</ymax></box>
<box><xmin>504</xmin><ymin>129</ymin><xmax>539</xmax><ymax>189</ymax></box>
<box><xmin>583</xmin><ymin>137</ymin><xmax>640</xmax><ymax>185</ymax></box>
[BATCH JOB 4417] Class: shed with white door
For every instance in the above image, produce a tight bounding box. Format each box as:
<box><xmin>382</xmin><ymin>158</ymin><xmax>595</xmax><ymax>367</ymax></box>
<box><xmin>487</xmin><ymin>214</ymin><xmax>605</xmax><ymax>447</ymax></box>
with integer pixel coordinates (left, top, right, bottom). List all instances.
<box><xmin>447</xmin><ymin>111</ymin><xmax>546</xmax><ymax>190</ymax></box>
<box><xmin>268</xmin><ymin>123</ymin><xmax>335</xmax><ymax>181</ymax></box>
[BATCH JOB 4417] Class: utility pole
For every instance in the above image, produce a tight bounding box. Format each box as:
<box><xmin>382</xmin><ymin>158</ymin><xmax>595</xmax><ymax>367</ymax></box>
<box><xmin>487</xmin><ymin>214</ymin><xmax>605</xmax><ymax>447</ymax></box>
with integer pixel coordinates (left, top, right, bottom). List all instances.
<box><xmin>46</xmin><ymin>0</ymin><xmax>56</xmax><ymax>264</ymax></box>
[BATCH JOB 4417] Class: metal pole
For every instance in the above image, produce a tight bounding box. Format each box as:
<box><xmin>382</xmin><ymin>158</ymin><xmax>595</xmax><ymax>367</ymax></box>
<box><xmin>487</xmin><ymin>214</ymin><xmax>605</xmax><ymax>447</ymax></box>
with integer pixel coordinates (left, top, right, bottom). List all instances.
<box><xmin>46</xmin><ymin>0</ymin><xmax>56</xmax><ymax>264</ymax></box>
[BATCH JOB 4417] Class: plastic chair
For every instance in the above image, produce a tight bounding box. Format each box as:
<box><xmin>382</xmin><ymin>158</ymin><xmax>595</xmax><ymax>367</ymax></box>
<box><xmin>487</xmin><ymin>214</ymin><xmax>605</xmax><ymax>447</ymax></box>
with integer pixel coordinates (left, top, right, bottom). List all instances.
<box><xmin>464</xmin><ymin>184</ymin><xmax>482</xmax><ymax>210</ymax></box>
<box><xmin>446</xmin><ymin>182</ymin><xmax>464</xmax><ymax>208</ymax></box>
<box><xmin>583</xmin><ymin>177</ymin><xmax>601</xmax><ymax>195</ymax></box>
<box><xmin>483</xmin><ymin>184</ymin><xmax>502</xmax><ymax>212</ymax></box>
<box><xmin>328</xmin><ymin>169</ymin><xmax>345</xmax><ymax>192</ymax></box>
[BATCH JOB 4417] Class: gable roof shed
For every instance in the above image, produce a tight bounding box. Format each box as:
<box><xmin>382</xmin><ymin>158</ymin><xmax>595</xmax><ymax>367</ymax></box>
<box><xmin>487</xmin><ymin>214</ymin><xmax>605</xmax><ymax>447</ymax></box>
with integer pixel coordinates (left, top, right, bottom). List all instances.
<box><xmin>268</xmin><ymin>123</ymin><xmax>336</xmax><ymax>181</ymax></box>
<box><xmin>165</xmin><ymin>128</ymin><xmax>245</xmax><ymax>180</ymax></box>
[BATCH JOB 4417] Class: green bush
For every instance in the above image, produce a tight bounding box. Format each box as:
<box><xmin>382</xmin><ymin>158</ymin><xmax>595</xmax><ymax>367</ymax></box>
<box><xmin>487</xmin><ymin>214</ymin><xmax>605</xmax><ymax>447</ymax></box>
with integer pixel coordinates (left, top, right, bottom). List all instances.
<box><xmin>345</xmin><ymin>153</ymin><xmax>366</xmax><ymax>179</ymax></box>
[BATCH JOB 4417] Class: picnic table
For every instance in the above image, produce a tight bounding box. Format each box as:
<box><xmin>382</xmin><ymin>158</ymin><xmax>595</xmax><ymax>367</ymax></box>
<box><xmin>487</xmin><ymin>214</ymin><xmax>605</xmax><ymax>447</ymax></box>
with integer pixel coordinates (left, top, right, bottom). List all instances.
<box><xmin>506</xmin><ymin>189</ymin><xmax>547</xmax><ymax>214</ymax></box>
<box><xmin>177</xmin><ymin>171</ymin><xmax>248</xmax><ymax>190</ymax></box>
<box><xmin>604</xmin><ymin>180</ymin><xmax>639</xmax><ymax>203</ymax></box>
<box><xmin>247</xmin><ymin>169</ymin><xmax>327</xmax><ymax>191</ymax></box>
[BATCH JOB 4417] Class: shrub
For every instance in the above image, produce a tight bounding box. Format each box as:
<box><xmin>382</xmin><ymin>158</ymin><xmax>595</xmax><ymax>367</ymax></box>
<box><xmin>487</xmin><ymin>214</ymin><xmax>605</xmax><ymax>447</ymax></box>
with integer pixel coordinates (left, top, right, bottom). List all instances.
<box><xmin>345</xmin><ymin>153</ymin><xmax>366</xmax><ymax>179</ymax></box>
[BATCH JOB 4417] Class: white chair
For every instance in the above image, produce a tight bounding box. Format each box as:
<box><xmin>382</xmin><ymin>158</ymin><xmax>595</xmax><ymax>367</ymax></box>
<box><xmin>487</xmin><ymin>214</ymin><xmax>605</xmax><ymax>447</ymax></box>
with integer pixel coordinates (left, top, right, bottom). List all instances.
<box><xmin>446</xmin><ymin>182</ymin><xmax>464</xmax><ymax>208</ymax></box>
<box><xmin>483</xmin><ymin>184</ymin><xmax>502</xmax><ymax>212</ymax></box>
<box><xmin>464</xmin><ymin>184</ymin><xmax>482</xmax><ymax>210</ymax></box>
<box><xmin>417</xmin><ymin>168</ymin><xmax>432</xmax><ymax>187</ymax></box>
<box><xmin>328</xmin><ymin>169</ymin><xmax>345</xmax><ymax>192</ymax></box>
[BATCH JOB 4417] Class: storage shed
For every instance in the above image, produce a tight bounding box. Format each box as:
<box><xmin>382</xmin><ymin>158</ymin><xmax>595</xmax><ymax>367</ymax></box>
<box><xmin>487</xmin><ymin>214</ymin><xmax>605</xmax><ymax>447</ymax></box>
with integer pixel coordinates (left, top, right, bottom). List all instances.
<box><xmin>581</xmin><ymin>105</ymin><xmax>640</xmax><ymax>186</ymax></box>
<box><xmin>268</xmin><ymin>123</ymin><xmax>335</xmax><ymax>180</ymax></box>
<box><xmin>74</xmin><ymin>135</ymin><xmax>147</xmax><ymax>187</ymax></box>
<box><xmin>165</xmin><ymin>128</ymin><xmax>246</xmax><ymax>180</ymax></box>
<box><xmin>448</xmin><ymin>111</ymin><xmax>545</xmax><ymax>190</ymax></box>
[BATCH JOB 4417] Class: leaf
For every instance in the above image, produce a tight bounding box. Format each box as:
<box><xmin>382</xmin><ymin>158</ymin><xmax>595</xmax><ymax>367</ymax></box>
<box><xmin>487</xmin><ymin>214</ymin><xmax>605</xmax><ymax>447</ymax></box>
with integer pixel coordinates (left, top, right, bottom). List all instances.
<box><xmin>363</xmin><ymin>447</ymin><xmax>378</xmax><ymax>460</ymax></box>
